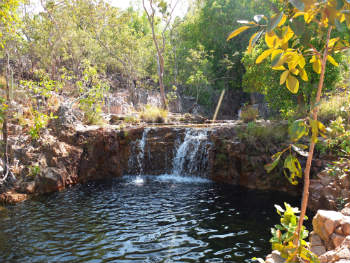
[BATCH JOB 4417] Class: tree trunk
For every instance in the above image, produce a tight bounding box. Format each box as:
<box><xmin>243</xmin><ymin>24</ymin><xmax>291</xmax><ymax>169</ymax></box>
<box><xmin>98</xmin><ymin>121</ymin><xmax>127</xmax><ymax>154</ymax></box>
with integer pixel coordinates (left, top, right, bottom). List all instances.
<box><xmin>143</xmin><ymin>0</ymin><xmax>168</xmax><ymax>109</ymax></box>
<box><xmin>2</xmin><ymin>52</ymin><xmax>11</xmax><ymax>180</ymax></box>
<box><xmin>294</xmin><ymin>26</ymin><xmax>332</xmax><ymax>249</ymax></box>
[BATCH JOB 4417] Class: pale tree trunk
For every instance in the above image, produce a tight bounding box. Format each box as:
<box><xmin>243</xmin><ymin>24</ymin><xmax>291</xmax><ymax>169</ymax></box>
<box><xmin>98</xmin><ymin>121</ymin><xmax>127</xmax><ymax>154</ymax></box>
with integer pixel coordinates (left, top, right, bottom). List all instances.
<box><xmin>2</xmin><ymin>51</ymin><xmax>11</xmax><ymax>183</ymax></box>
<box><xmin>142</xmin><ymin>0</ymin><xmax>178</xmax><ymax>110</ymax></box>
<box><xmin>294</xmin><ymin>26</ymin><xmax>332</xmax><ymax>250</ymax></box>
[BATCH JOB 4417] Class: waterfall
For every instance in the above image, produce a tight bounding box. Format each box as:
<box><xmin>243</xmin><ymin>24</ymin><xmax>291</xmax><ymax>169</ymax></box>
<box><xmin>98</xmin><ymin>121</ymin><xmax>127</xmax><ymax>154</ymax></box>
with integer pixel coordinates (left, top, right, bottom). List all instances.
<box><xmin>128</xmin><ymin>128</ymin><xmax>150</xmax><ymax>175</ymax></box>
<box><xmin>172</xmin><ymin>129</ymin><xmax>211</xmax><ymax>177</ymax></box>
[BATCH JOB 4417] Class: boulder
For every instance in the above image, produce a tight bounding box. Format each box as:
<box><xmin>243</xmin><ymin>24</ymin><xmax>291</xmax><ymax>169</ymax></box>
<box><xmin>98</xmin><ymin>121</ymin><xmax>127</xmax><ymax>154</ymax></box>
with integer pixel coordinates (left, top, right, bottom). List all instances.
<box><xmin>265</xmin><ymin>250</ymin><xmax>285</xmax><ymax>263</ymax></box>
<box><xmin>313</xmin><ymin>210</ymin><xmax>343</xmax><ymax>243</ymax></box>
<box><xmin>35</xmin><ymin>167</ymin><xmax>65</xmax><ymax>193</ymax></box>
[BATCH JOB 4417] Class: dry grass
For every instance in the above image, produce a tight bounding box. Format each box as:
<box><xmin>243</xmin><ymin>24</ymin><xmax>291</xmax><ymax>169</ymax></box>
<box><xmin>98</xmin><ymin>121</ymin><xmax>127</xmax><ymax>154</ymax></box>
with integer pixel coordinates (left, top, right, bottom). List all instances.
<box><xmin>139</xmin><ymin>105</ymin><xmax>168</xmax><ymax>123</ymax></box>
<box><xmin>240</xmin><ymin>105</ymin><xmax>259</xmax><ymax>123</ymax></box>
<box><xmin>318</xmin><ymin>92</ymin><xmax>350</xmax><ymax>124</ymax></box>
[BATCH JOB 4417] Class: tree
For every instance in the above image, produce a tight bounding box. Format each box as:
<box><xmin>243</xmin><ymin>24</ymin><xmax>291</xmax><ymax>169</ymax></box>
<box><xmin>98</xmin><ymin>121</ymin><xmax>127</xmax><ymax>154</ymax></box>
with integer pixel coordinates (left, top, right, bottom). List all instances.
<box><xmin>0</xmin><ymin>0</ymin><xmax>21</xmax><ymax>184</ymax></box>
<box><xmin>241</xmin><ymin>41</ymin><xmax>343</xmax><ymax>116</ymax></box>
<box><xmin>142</xmin><ymin>0</ymin><xmax>179</xmax><ymax>109</ymax></box>
<box><xmin>228</xmin><ymin>0</ymin><xmax>350</xmax><ymax>261</ymax></box>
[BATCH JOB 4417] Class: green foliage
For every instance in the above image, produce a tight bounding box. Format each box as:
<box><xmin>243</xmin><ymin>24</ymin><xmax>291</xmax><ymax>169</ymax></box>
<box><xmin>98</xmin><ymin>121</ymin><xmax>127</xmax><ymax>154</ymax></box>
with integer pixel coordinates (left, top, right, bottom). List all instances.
<box><xmin>28</xmin><ymin>164</ymin><xmax>40</xmax><ymax>178</ymax></box>
<box><xmin>19</xmin><ymin>72</ymin><xmax>60</xmax><ymax>140</ymax></box>
<box><xmin>270</xmin><ymin>203</ymin><xmax>319</xmax><ymax>263</ymax></box>
<box><xmin>166</xmin><ymin>85</ymin><xmax>178</xmax><ymax>102</ymax></box>
<box><xmin>29</xmin><ymin>111</ymin><xmax>57</xmax><ymax>140</ymax></box>
<box><xmin>0</xmin><ymin>0</ymin><xmax>21</xmax><ymax>48</ymax></box>
<box><xmin>77</xmin><ymin>60</ymin><xmax>109</xmax><ymax>125</ymax></box>
<box><xmin>318</xmin><ymin>92</ymin><xmax>350</xmax><ymax>124</ymax></box>
<box><xmin>20</xmin><ymin>0</ymin><xmax>157</xmax><ymax>85</ymax></box>
<box><xmin>265</xmin><ymin>116</ymin><xmax>327</xmax><ymax>184</ymax></box>
<box><xmin>240</xmin><ymin>105</ymin><xmax>259</xmax><ymax>123</ymax></box>
<box><xmin>242</xmin><ymin>41</ymin><xmax>343</xmax><ymax>116</ymax></box>
<box><xmin>20</xmin><ymin>71</ymin><xmax>61</xmax><ymax>98</ymax></box>
<box><xmin>184</xmin><ymin>45</ymin><xmax>213</xmax><ymax>105</ymax></box>
<box><xmin>237</xmin><ymin>121</ymin><xmax>288</xmax><ymax>145</ymax></box>
<box><xmin>0</xmin><ymin>97</ymin><xmax>8</xmax><ymax>125</ymax></box>
<box><xmin>324</xmin><ymin>117</ymin><xmax>350</xmax><ymax>156</ymax></box>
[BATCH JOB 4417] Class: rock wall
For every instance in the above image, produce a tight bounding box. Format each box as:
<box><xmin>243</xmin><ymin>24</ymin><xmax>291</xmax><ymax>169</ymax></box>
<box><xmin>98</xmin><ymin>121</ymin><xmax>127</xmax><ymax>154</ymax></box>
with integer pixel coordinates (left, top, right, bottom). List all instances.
<box><xmin>310</xmin><ymin>209</ymin><xmax>350</xmax><ymax>263</ymax></box>
<box><xmin>309</xmin><ymin>162</ymin><xmax>350</xmax><ymax>212</ymax></box>
<box><xmin>1</xmin><ymin>122</ymin><xmax>328</xmax><ymax>204</ymax></box>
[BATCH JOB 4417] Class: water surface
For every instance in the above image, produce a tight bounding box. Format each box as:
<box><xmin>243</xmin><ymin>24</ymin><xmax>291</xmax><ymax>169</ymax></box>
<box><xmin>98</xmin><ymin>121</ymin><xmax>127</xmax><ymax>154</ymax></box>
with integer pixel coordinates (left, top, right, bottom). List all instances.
<box><xmin>0</xmin><ymin>175</ymin><xmax>298</xmax><ymax>263</ymax></box>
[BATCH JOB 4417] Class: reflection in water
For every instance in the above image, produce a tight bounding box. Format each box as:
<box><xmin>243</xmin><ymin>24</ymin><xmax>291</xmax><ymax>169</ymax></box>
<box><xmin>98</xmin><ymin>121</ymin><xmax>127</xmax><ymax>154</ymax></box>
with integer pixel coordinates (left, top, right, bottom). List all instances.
<box><xmin>0</xmin><ymin>175</ymin><xmax>298</xmax><ymax>263</ymax></box>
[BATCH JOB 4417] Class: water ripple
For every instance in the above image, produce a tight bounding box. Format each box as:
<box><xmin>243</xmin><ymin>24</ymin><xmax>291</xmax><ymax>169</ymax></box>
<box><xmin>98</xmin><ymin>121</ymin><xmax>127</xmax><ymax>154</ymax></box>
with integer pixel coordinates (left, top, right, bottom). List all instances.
<box><xmin>0</xmin><ymin>175</ymin><xmax>298</xmax><ymax>262</ymax></box>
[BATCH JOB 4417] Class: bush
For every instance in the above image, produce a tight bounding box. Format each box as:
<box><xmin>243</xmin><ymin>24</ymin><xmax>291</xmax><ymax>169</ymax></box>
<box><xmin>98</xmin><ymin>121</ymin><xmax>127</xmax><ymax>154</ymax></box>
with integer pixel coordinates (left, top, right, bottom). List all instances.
<box><xmin>240</xmin><ymin>105</ymin><xmax>258</xmax><ymax>123</ymax></box>
<box><xmin>237</xmin><ymin>121</ymin><xmax>288</xmax><ymax>145</ymax></box>
<box><xmin>318</xmin><ymin>92</ymin><xmax>350</xmax><ymax>124</ymax></box>
<box><xmin>139</xmin><ymin>105</ymin><xmax>168</xmax><ymax>123</ymax></box>
<box><xmin>242</xmin><ymin>41</ymin><xmax>343</xmax><ymax>116</ymax></box>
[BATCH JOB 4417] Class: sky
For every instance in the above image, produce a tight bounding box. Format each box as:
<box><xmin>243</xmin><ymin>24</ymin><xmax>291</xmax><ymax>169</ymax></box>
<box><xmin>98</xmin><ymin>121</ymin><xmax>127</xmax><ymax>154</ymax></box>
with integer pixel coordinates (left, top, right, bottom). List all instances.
<box><xmin>28</xmin><ymin>0</ymin><xmax>189</xmax><ymax>18</ymax></box>
<box><xmin>109</xmin><ymin>0</ymin><xmax>189</xmax><ymax>17</ymax></box>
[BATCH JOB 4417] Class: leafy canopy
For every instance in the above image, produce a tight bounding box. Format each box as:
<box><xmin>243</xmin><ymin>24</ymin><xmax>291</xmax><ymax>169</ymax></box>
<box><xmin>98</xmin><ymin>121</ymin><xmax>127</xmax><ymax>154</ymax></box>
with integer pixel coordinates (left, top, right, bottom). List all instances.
<box><xmin>227</xmin><ymin>0</ymin><xmax>350</xmax><ymax>94</ymax></box>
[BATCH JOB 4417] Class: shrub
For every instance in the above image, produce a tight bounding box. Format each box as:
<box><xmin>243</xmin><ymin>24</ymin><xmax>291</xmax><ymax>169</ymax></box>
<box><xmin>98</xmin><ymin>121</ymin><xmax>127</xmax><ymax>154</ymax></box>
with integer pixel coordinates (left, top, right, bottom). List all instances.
<box><xmin>139</xmin><ymin>105</ymin><xmax>168</xmax><ymax>123</ymax></box>
<box><xmin>318</xmin><ymin>92</ymin><xmax>350</xmax><ymax>124</ymax></box>
<box><xmin>237</xmin><ymin>121</ymin><xmax>288</xmax><ymax>145</ymax></box>
<box><xmin>240</xmin><ymin>105</ymin><xmax>258</xmax><ymax>123</ymax></box>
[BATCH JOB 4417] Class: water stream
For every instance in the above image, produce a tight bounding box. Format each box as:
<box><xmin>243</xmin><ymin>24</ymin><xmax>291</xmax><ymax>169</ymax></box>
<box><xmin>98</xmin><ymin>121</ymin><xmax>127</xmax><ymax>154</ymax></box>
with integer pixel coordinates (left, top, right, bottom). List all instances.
<box><xmin>0</xmin><ymin>176</ymin><xmax>298</xmax><ymax>263</ymax></box>
<box><xmin>172</xmin><ymin>129</ymin><xmax>211</xmax><ymax>177</ymax></box>
<box><xmin>0</xmin><ymin>127</ymin><xmax>300</xmax><ymax>262</ymax></box>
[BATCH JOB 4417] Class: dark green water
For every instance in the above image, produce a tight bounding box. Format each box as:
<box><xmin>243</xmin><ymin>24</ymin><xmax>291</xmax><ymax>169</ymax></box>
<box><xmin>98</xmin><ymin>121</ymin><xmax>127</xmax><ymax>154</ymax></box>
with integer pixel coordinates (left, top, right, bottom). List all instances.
<box><xmin>0</xmin><ymin>175</ymin><xmax>299</xmax><ymax>263</ymax></box>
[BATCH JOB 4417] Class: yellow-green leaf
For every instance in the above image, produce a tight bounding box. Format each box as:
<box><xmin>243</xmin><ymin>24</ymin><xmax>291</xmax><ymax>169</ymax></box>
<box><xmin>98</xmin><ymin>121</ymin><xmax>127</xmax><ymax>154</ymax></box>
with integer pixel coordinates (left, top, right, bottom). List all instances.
<box><xmin>280</xmin><ymin>70</ymin><xmax>289</xmax><ymax>84</ymax></box>
<box><xmin>290</xmin><ymin>68</ymin><xmax>300</xmax><ymax>75</ymax></box>
<box><xmin>268</xmin><ymin>12</ymin><xmax>284</xmax><ymax>32</ymax></box>
<box><xmin>286</xmin><ymin>74</ymin><xmax>299</xmax><ymax>93</ymax></box>
<box><xmin>271</xmin><ymin>49</ymin><xmax>283</xmax><ymax>67</ymax></box>
<box><xmin>265</xmin><ymin>31</ymin><xmax>279</xmax><ymax>48</ymax></box>
<box><xmin>310</xmin><ymin>119</ymin><xmax>318</xmax><ymax>143</ymax></box>
<box><xmin>300</xmin><ymin>68</ymin><xmax>308</xmax><ymax>81</ymax></box>
<box><xmin>327</xmin><ymin>55</ymin><xmax>339</xmax><ymax>66</ymax></box>
<box><xmin>227</xmin><ymin>26</ymin><xmax>251</xmax><ymax>41</ymax></box>
<box><xmin>248</xmin><ymin>31</ymin><xmax>263</xmax><ymax>53</ymax></box>
<box><xmin>328</xmin><ymin>37</ymin><xmax>340</xmax><ymax>48</ymax></box>
<box><xmin>298</xmin><ymin>54</ymin><xmax>306</xmax><ymax>68</ymax></box>
<box><xmin>312</xmin><ymin>59</ymin><xmax>321</xmax><ymax>74</ymax></box>
<box><xmin>272</xmin><ymin>65</ymin><xmax>287</xmax><ymax>70</ymax></box>
<box><xmin>256</xmin><ymin>48</ymin><xmax>274</xmax><ymax>64</ymax></box>
<box><xmin>247</xmin><ymin>32</ymin><xmax>258</xmax><ymax>53</ymax></box>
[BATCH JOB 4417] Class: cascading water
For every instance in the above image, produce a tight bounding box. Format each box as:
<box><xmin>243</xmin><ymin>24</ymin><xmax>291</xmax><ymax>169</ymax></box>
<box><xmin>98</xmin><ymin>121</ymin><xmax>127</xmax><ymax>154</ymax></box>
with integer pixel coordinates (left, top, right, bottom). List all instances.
<box><xmin>128</xmin><ymin>128</ymin><xmax>150</xmax><ymax>178</ymax></box>
<box><xmin>172</xmin><ymin>129</ymin><xmax>212</xmax><ymax>177</ymax></box>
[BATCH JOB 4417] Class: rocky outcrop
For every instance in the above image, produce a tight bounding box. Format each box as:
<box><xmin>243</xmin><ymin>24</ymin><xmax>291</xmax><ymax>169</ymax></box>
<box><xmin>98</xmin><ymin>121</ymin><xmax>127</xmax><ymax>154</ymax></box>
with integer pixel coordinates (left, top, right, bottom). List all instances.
<box><xmin>309</xmin><ymin>160</ymin><xmax>350</xmax><ymax>212</ymax></box>
<box><xmin>310</xmin><ymin>209</ymin><xmax>350</xmax><ymax>263</ymax></box>
<box><xmin>1</xmin><ymin>121</ymin><xmax>328</xmax><ymax>204</ymax></box>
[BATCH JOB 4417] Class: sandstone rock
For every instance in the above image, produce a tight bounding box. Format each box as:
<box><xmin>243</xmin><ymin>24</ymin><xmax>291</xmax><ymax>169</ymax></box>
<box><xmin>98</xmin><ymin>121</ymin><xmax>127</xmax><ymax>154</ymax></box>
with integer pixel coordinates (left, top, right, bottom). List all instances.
<box><xmin>313</xmin><ymin>210</ymin><xmax>343</xmax><ymax>242</ymax></box>
<box><xmin>319</xmin><ymin>236</ymin><xmax>350</xmax><ymax>263</ymax></box>
<box><xmin>311</xmin><ymin>245</ymin><xmax>326</xmax><ymax>256</ymax></box>
<box><xmin>325</xmin><ymin>219</ymin><xmax>337</xmax><ymax>236</ymax></box>
<box><xmin>310</xmin><ymin>232</ymin><xmax>323</xmax><ymax>246</ymax></box>
<box><xmin>335</xmin><ymin>226</ymin><xmax>344</xmax><ymax>235</ymax></box>
<box><xmin>17</xmin><ymin>181</ymin><xmax>36</xmax><ymax>194</ymax></box>
<box><xmin>341</xmin><ymin>218</ymin><xmax>350</xmax><ymax>235</ymax></box>
<box><xmin>331</xmin><ymin>233</ymin><xmax>345</xmax><ymax>248</ymax></box>
<box><xmin>341</xmin><ymin>207</ymin><xmax>350</xmax><ymax>216</ymax></box>
<box><xmin>0</xmin><ymin>191</ymin><xmax>28</xmax><ymax>204</ymax></box>
<box><xmin>35</xmin><ymin>167</ymin><xmax>65</xmax><ymax>193</ymax></box>
<box><xmin>265</xmin><ymin>250</ymin><xmax>285</xmax><ymax>263</ymax></box>
<box><xmin>319</xmin><ymin>250</ymin><xmax>337</xmax><ymax>263</ymax></box>
<box><xmin>318</xmin><ymin>172</ymin><xmax>333</xmax><ymax>186</ymax></box>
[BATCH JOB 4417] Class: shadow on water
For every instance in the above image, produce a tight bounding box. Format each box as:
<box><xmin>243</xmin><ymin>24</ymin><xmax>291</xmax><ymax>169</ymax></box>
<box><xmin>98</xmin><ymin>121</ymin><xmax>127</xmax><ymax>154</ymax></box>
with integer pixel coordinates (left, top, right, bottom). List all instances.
<box><xmin>0</xmin><ymin>175</ymin><xmax>302</xmax><ymax>263</ymax></box>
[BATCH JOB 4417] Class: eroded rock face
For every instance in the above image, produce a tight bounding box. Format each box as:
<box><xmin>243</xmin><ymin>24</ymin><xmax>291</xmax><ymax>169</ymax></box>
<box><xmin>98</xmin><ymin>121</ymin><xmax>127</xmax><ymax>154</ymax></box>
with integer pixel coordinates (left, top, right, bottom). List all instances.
<box><xmin>311</xmin><ymin>210</ymin><xmax>350</xmax><ymax>263</ymax></box>
<box><xmin>1</xmin><ymin>122</ymin><xmax>327</xmax><ymax>204</ymax></box>
<box><xmin>309</xmin><ymin>168</ymin><xmax>350</xmax><ymax>212</ymax></box>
